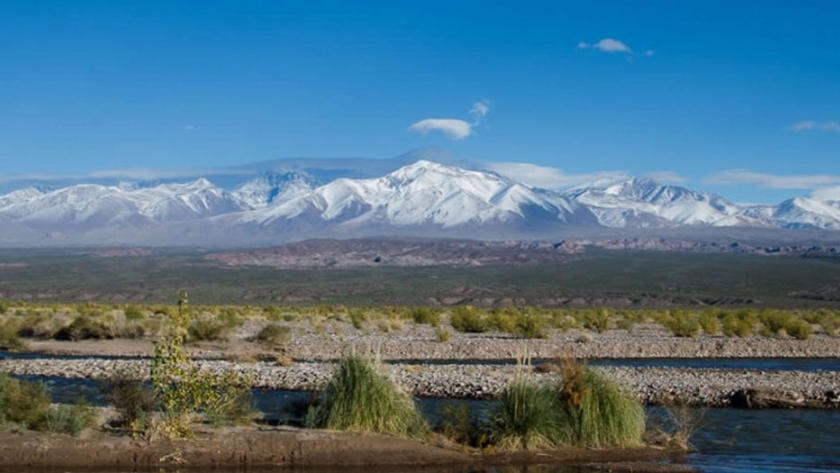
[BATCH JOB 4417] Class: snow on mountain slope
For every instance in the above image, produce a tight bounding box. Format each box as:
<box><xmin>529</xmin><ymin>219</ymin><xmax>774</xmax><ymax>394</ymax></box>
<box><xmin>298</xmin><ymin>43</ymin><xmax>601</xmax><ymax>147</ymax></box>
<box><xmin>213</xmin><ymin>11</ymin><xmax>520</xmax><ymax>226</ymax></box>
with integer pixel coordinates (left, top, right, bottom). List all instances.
<box><xmin>743</xmin><ymin>198</ymin><xmax>840</xmax><ymax>230</ymax></box>
<box><xmin>232</xmin><ymin>171</ymin><xmax>318</xmax><ymax>209</ymax></box>
<box><xmin>0</xmin><ymin>187</ymin><xmax>45</xmax><ymax>210</ymax></box>
<box><xmin>4</xmin><ymin>157</ymin><xmax>840</xmax><ymax>244</ymax></box>
<box><xmin>563</xmin><ymin>177</ymin><xmax>761</xmax><ymax>227</ymax></box>
<box><xmin>0</xmin><ymin>179</ymin><xmax>248</xmax><ymax>230</ymax></box>
<box><xmin>241</xmin><ymin>160</ymin><xmax>582</xmax><ymax>228</ymax></box>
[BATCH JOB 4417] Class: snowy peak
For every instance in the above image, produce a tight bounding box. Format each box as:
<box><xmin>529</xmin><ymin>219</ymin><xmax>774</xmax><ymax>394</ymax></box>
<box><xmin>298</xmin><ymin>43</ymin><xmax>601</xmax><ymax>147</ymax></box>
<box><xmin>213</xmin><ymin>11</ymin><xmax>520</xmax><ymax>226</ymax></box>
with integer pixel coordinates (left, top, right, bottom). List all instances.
<box><xmin>233</xmin><ymin>171</ymin><xmax>319</xmax><ymax>209</ymax></box>
<box><xmin>3</xmin><ymin>156</ymin><xmax>840</xmax><ymax>244</ymax></box>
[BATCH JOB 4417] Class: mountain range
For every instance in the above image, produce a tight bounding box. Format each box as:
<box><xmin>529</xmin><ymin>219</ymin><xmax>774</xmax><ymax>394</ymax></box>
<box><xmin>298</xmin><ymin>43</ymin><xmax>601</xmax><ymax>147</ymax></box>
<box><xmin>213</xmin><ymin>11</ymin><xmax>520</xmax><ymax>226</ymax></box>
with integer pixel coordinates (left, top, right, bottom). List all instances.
<box><xmin>2</xmin><ymin>149</ymin><xmax>840</xmax><ymax>246</ymax></box>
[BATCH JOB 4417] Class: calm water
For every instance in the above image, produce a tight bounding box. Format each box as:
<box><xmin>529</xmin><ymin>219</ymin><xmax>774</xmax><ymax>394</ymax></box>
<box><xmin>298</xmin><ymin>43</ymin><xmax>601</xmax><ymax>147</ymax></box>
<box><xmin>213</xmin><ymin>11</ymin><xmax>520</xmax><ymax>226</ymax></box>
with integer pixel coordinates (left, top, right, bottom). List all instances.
<box><xmin>13</xmin><ymin>374</ymin><xmax>840</xmax><ymax>472</ymax></box>
<box><xmin>4</xmin><ymin>351</ymin><xmax>840</xmax><ymax>372</ymax></box>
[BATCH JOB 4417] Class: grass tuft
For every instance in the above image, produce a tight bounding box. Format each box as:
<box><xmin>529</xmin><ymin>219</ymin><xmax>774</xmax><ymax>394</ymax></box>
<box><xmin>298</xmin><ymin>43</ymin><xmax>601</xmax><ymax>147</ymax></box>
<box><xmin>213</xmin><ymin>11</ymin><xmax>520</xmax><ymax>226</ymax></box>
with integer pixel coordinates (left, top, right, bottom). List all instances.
<box><xmin>309</xmin><ymin>354</ymin><xmax>428</xmax><ymax>437</ymax></box>
<box><xmin>488</xmin><ymin>378</ymin><xmax>563</xmax><ymax>450</ymax></box>
<box><xmin>556</xmin><ymin>359</ymin><xmax>645</xmax><ymax>448</ymax></box>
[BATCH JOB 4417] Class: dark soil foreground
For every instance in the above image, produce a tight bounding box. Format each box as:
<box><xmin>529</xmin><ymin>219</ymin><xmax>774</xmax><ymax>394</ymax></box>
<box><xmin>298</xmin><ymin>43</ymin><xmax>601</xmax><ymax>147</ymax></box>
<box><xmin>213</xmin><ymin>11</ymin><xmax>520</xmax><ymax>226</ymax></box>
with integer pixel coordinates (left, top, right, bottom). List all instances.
<box><xmin>0</xmin><ymin>426</ymin><xmax>692</xmax><ymax>473</ymax></box>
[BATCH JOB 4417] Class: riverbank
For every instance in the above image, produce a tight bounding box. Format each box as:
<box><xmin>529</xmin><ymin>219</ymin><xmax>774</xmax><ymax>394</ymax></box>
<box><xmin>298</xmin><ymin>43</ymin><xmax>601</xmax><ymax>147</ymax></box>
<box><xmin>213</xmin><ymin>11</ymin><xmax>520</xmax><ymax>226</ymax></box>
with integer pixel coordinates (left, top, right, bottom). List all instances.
<box><xmin>0</xmin><ymin>424</ymin><xmax>691</xmax><ymax>472</ymax></box>
<box><xmin>3</xmin><ymin>322</ymin><xmax>840</xmax><ymax>408</ymax></box>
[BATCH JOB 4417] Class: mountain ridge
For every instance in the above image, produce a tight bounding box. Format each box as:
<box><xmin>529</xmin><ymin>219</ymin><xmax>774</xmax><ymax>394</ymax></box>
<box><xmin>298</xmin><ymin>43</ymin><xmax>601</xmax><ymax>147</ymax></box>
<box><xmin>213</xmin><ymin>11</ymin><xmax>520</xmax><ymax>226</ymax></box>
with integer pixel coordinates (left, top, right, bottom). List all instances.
<box><xmin>2</xmin><ymin>156</ymin><xmax>840</xmax><ymax>246</ymax></box>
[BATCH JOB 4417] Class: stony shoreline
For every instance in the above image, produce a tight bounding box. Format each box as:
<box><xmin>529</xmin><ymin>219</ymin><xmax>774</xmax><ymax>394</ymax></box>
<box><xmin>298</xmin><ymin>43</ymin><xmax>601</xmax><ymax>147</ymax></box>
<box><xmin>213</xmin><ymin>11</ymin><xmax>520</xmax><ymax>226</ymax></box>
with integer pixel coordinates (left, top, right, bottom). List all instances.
<box><xmin>3</xmin><ymin>323</ymin><xmax>840</xmax><ymax>409</ymax></box>
<box><xmin>2</xmin><ymin>355</ymin><xmax>839</xmax><ymax>409</ymax></box>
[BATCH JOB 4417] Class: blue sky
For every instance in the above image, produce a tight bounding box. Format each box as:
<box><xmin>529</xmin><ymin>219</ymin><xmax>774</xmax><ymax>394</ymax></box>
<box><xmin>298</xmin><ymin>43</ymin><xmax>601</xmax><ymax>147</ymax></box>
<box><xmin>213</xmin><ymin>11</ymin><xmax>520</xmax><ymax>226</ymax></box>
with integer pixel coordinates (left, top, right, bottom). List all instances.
<box><xmin>1</xmin><ymin>0</ymin><xmax>839</xmax><ymax>203</ymax></box>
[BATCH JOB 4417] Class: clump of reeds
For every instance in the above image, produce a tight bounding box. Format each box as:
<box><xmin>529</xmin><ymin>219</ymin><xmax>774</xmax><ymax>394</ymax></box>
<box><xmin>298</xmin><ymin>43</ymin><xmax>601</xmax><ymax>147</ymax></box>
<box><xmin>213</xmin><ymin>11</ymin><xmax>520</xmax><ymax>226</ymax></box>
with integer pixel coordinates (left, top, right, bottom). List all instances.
<box><xmin>556</xmin><ymin>358</ymin><xmax>645</xmax><ymax>448</ymax></box>
<box><xmin>308</xmin><ymin>353</ymin><xmax>428</xmax><ymax>437</ymax></box>
<box><xmin>487</xmin><ymin>377</ymin><xmax>563</xmax><ymax>449</ymax></box>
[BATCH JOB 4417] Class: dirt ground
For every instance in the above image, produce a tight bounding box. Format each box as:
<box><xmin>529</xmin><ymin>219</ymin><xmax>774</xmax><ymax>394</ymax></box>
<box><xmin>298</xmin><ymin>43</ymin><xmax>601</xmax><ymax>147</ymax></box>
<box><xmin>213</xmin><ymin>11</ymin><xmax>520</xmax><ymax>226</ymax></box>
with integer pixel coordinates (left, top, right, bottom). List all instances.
<box><xmin>0</xmin><ymin>425</ymin><xmax>692</xmax><ymax>472</ymax></box>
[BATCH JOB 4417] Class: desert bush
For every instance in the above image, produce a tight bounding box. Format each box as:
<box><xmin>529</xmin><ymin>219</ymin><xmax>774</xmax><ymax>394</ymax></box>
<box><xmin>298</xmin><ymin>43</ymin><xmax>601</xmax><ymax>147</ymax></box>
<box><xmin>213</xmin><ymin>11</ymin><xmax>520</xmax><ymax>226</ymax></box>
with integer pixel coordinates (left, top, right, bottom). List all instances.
<box><xmin>487</xmin><ymin>377</ymin><xmax>563</xmax><ymax>450</ymax></box>
<box><xmin>308</xmin><ymin>354</ymin><xmax>427</xmax><ymax>437</ymax></box>
<box><xmin>450</xmin><ymin>306</ymin><xmax>488</xmax><ymax>333</ymax></box>
<box><xmin>44</xmin><ymin>400</ymin><xmax>97</xmax><ymax>436</ymax></box>
<box><xmin>819</xmin><ymin>315</ymin><xmax>840</xmax><ymax>336</ymax></box>
<box><xmin>784</xmin><ymin>319</ymin><xmax>813</xmax><ymax>340</ymax></box>
<box><xmin>254</xmin><ymin>324</ymin><xmax>291</xmax><ymax>346</ymax></box>
<box><xmin>104</xmin><ymin>373</ymin><xmax>158</xmax><ymax>432</ymax></box>
<box><xmin>0</xmin><ymin>322</ymin><xmax>25</xmax><ymax>350</ymax></box>
<box><xmin>0</xmin><ymin>373</ymin><xmax>52</xmax><ymax>429</ymax></box>
<box><xmin>54</xmin><ymin>315</ymin><xmax>112</xmax><ymax>341</ymax></box>
<box><xmin>556</xmin><ymin>359</ymin><xmax>645</xmax><ymax>448</ymax></box>
<box><xmin>515</xmin><ymin>314</ymin><xmax>547</xmax><ymax>339</ymax></box>
<box><xmin>435</xmin><ymin>326</ymin><xmax>451</xmax><ymax>342</ymax></box>
<box><xmin>698</xmin><ymin>311</ymin><xmax>719</xmax><ymax>335</ymax></box>
<box><xmin>583</xmin><ymin>310</ymin><xmax>610</xmax><ymax>333</ymax></box>
<box><xmin>759</xmin><ymin>310</ymin><xmax>791</xmax><ymax>336</ymax></box>
<box><xmin>151</xmin><ymin>291</ymin><xmax>254</xmax><ymax>438</ymax></box>
<box><xmin>663</xmin><ymin>311</ymin><xmax>701</xmax><ymax>338</ymax></box>
<box><xmin>722</xmin><ymin>313</ymin><xmax>755</xmax><ymax>337</ymax></box>
<box><xmin>187</xmin><ymin>316</ymin><xmax>227</xmax><ymax>341</ymax></box>
<box><xmin>348</xmin><ymin>309</ymin><xmax>367</xmax><ymax>330</ymax></box>
<box><xmin>0</xmin><ymin>302</ymin><xmax>8</xmax><ymax>314</ymax></box>
<box><xmin>410</xmin><ymin>307</ymin><xmax>441</xmax><ymax>327</ymax></box>
<box><xmin>123</xmin><ymin>305</ymin><xmax>145</xmax><ymax>321</ymax></box>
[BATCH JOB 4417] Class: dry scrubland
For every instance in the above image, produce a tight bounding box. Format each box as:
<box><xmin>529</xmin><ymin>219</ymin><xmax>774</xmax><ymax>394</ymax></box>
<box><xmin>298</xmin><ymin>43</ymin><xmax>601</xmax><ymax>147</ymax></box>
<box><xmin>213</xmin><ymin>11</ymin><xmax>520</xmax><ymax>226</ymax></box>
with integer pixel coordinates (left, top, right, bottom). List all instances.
<box><xmin>2</xmin><ymin>298</ymin><xmax>839</xmax><ymax>469</ymax></box>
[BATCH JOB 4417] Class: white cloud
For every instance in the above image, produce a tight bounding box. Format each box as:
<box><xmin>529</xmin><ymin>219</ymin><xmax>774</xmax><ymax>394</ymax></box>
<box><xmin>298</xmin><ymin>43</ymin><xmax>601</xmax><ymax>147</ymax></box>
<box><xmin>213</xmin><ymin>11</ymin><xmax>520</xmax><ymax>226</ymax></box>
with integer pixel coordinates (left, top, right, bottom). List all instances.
<box><xmin>646</xmin><ymin>171</ymin><xmax>687</xmax><ymax>184</ymax></box>
<box><xmin>409</xmin><ymin>99</ymin><xmax>492</xmax><ymax>140</ymax></box>
<box><xmin>469</xmin><ymin>99</ymin><xmax>491</xmax><ymax>124</ymax></box>
<box><xmin>578</xmin><ymin>38</ymin><xmax>633</xmax><ymax>53</ymax></box>
<box><xmin>812</xmin><ymin>185</ymin><xmax>840</xmax><ymax>201</ymax></box>
<box><xmin>184</xmin><ymin>125</ymin><xmax>195</xmax><ymax>132</ymax></box>
<box><xmin>792</xmin><ymin>121</ymin><xmax>840</xmax><ymax>133</ymax></box>
<box><xmin>645</xmin><ymin>50</ymin><xmax>656</xmax><ymax>57</ymax></box>
<box><xmin>408</xmin><ymin>119</ymin><xmax>473</xmax><ymax>140</ymax></box>
<box><xmin>485</xmin><ymin>162</ymin><xmax>626</xmax><ymax>189</ymax></box>
<box><xmin>706</xmin><ymin>170</ymin><xmax>840</xmax><ymax>189</ymax></box>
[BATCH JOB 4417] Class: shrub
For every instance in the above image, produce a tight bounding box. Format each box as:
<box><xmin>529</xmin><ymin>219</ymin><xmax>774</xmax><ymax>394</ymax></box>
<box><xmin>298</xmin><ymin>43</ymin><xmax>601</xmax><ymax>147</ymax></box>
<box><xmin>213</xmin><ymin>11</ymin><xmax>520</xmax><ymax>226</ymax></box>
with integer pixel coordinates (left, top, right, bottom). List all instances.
<box><xmin>583</xmin><ymin>310</ymin><xmax>610</xmax><ymax>334</ymax></box>
<box><xmin>487</xmin><ymin>378</ymin><xmax>563</xmax><ymax>450</ymax></box>
<box><xmin>45</xmin><ymin>401</ymin><xmax>97</xmax><ymax>436</ymax></box>
<box><xmin>54</xmin><ymin>316</ymin><xmax>112</xmax><ymax>341</ymax></box>
<box><xmin>556</xmin><ymin>359</ymin><xmax>645</xmax><ymax>448</ymax></box>
<box><xmin>722</xmin><ymin>313</ymin><xmax>755</xmax><ymax>337</ymax></box>
<box><xmin>123</xmin><ymin>305</ymin><xmax>145</xmax><ymax>321</ymax></box>
<box><xmin>410</xmin><ymin>307</ymin><xmax>441</xmax><ymax>327</ymax></box>
<box><xmin>253</xmin><ymin>324</ymin><xmax>291</xmax><ymax>346</ymax></box>
<box><xmin>450</xmin><ymin>306</ymin><xmax>488</xmax><ymax>333</ymax></box>
<box><xmin>664</xmin><ymin>312</ymin><xmax>701</xmax><ymax>338</ymax></box>
<box><xmin>188</xmin><ymin>316</ymin><xmax>227</xmax><ymax>341</ymax></box>
<box><xmin>0</xmin><ymin>322</ymin><xmax>25</xmax><ymax>350</ymax></box>
<box><xmin>104</xmin><ymin>373</ymin><xmax>158</xmax><ymax>432</ymax></box>
<box><xmin>151</xmin><ymin>291</ymin><xmax>254</xmax><ymax>438</ymax></box>
<box><xmin>0</xmin><ymin>301</ymin><xmax>8</xmax><ymax>314</ymax></box>
<box><xmin>0</xmin><ymin>374</ymin><xmax>52</xmax><ymax>429</ymax></box>
<box><xmin>516</xmin><ymin>314</ymin><xmax>547</xmax><ymax>339</ymax></box>
<box><xmin>348</xmin><ymin>309</ymin><xmax>367</xmax><ymax>330</ymax></box>
<box><xmin>698</xmin><ymin>311</ymin><xmax>720</xmax><ymax>335</ymax></box>
<box><xmin>759</xmin><ymin>310</ymin><xmax>790</xmax><ymax>336</ymax></box>
<box><xmin>784</xmin><ymin>319</ymin><xmax>813</xmax><ymax>340</ymax></box>
<box><xmin>435</xmin><ymin>326</ymin><xmax>451</xmax><ymax>342</ymax></box>
<box><xmin>308</xmin><ymin>354</ymin><xmax>427</xmax><ymax>437</ymax></box>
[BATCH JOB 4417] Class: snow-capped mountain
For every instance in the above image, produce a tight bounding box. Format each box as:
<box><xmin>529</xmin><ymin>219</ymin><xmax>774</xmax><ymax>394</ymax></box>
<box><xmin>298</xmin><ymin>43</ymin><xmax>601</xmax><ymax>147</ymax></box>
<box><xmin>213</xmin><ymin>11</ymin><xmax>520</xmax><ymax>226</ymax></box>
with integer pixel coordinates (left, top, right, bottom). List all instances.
<box><xmin>2</xmin><ymin>156</ymin><xmax>840</xmax><ymax>246</ymax></box>
<box><xmin>232</xmin><ymin>171</ymin><xmax>319</xmax><ymax>209</ymax></box>
<box><xmin>562</xmin><ymin>177</ymin><xmax>764</xmax><ymax>228</ymax></box>
<box><xmin>240</xmin><ymin>161</ymin><xmax>591</xmax><ymax>229</ymax></box>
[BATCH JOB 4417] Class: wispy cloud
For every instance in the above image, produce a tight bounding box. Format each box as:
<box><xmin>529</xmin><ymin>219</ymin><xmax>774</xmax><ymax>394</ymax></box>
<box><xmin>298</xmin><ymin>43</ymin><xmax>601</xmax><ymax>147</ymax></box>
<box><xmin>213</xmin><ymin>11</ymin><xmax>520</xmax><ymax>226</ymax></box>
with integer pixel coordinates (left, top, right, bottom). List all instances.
<box><xmin>706</xmin><ymin>170</ymin><xmax>840</xmax><ymax>189</ymax></box>
<box><xmin>409</xmin><ymin>99</ymin><xmax>491</xmax><ymax>140</ymax></box>
<box><xmin>791</xmin><ymin>121</ymin><xmax>840</xmax><ymax>133</ymax></box>
<box><xmin>0</xmin><ymin>166</ymin><xmax>253</xmax><ymax>186</ymax></box>
<box><xmin>408</xmin><ymin>119</ymin><xmax>473</xmax><ymax>140</ymax></box>
<box><xmin>484</xmin><ymin>162</ymin><xmax>626</xmax><ymax>189</ymax></box>
<box><xmin>578</xmin><ymin>38</ymin><xmax>633</xmax><ymax>54</ymax></box>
